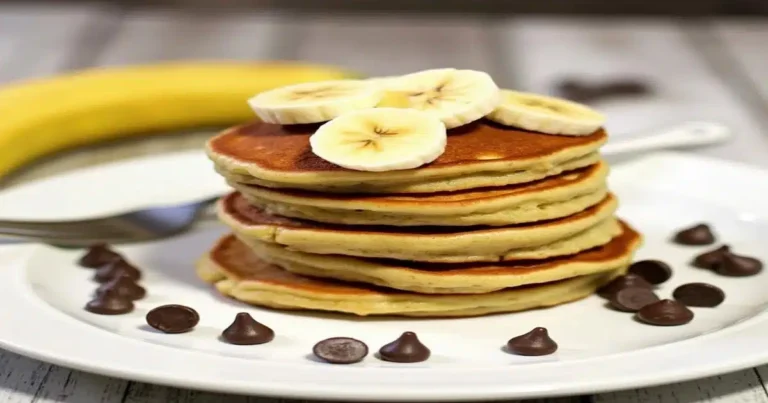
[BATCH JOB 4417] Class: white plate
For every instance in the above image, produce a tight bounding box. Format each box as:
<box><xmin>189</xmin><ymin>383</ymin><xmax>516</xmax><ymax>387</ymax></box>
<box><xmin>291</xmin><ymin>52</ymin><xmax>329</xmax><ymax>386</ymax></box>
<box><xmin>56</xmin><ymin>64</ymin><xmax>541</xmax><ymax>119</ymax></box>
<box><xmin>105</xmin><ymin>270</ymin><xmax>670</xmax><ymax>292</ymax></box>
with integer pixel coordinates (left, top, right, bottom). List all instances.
<box><xmin>1</xmin><ymin>150</ymin><xmax>768</xmax><ymax>402</ymax></box>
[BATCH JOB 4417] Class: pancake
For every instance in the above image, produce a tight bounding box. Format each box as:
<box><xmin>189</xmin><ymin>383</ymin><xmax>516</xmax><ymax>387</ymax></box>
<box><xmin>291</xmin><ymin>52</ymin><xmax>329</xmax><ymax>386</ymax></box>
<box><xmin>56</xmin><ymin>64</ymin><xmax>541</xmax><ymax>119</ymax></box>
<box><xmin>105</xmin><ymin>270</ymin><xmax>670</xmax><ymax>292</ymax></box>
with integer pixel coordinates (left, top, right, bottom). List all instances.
<box><xmin>232</xmin><ymin>161</ymin><xmax>609</xmax><ymax>227</ymax></box>
<box><xmin>197</xmin><ymin>234</ymin><xmax>626</xmax><ymax>317</ymax></box>
<box><xmin>238</xmin><ymin>220</ymin><xmax>641</xmax><ymax>294</ymax></box>
<box><xmin>206</xmin><ymin>119</ymin><xmax>607</xmax><ymax>193</ymax></box>
<box><xmin>220</xmin><ymin>191</ymin><xmax>621</xmax><ymax>262</ymax></box>
<box><xmin>220</xmin><ymin>152</ymin><xmax>600</xmax><ymax>195</ymax></box>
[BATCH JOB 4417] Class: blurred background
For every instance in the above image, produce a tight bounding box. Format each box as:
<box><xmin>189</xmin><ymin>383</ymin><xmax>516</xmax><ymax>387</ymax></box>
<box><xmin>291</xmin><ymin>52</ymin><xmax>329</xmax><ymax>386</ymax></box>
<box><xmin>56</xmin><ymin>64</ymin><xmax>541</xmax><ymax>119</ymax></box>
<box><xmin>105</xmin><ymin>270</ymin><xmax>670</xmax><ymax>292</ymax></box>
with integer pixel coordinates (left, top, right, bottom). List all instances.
<box><xmin>1</xmin><ymin>0</ymin><xmax>767</xmax><ymax>185</ymax></box>
<box><xmin>11</xmin><ymin>0</ymin><xmax>768</xmax><ymax>14</ymax></box>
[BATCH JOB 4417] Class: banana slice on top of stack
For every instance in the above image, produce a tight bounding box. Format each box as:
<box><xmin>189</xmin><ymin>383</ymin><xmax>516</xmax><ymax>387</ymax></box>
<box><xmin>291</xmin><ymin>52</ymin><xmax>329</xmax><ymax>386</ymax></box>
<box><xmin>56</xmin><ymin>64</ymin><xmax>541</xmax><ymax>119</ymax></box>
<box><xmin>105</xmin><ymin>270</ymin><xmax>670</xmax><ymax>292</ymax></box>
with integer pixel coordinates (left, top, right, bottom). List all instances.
<box><xmin>244</xmin><ymin>68</ymin><xmax>606</xmax><ymax>172</ymax></box>
<box><xmin>487</xmin><ymin>89</ymin><xmax>606</xmax><ymax>136</ymax></box>
<box><xmin>248</xmin><ymin>80</ymin><xmax>383</xmax><ymax>124</ymax></box>
<box><xmin>310</xmin><ymin>108</ymin><xmax>447</xmax><ymax>172</ymax></box>
<box><xmin>378</xmin><ymin>68</ymin><xmax>501</xmax><ymax>129</ymax></box>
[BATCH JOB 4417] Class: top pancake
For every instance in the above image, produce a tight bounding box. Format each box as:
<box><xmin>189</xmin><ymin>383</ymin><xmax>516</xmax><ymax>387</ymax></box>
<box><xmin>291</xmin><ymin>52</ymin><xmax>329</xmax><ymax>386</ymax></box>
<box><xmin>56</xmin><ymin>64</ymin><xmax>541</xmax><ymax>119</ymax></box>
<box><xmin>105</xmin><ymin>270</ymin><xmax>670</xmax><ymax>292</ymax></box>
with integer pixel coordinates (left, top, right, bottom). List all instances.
<box><xmin>207</xmin><ymin>119</ymin><xmax>607</xmax><ymax>193</ymax></box>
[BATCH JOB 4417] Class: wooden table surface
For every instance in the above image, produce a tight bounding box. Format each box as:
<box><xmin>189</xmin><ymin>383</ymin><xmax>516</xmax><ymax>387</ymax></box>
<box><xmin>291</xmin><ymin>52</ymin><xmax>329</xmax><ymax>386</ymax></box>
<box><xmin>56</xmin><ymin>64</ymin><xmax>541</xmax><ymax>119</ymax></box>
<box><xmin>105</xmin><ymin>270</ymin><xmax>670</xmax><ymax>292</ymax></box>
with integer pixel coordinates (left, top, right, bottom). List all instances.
<box><xmin>2</xmin><ymin>3</ymin><xmax>768</xmax><ymax>402</ymax></box>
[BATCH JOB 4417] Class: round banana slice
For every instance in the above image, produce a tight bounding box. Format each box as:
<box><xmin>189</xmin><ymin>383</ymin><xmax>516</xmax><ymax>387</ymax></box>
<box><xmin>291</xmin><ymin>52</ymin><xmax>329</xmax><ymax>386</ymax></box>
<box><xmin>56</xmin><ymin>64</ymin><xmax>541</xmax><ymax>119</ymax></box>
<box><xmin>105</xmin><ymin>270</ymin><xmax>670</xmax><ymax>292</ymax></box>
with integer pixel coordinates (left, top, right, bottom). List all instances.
<box><xmin>382</xmin><ymin>68</ymin><xmax>501</xmax><ymax>129</ymax></box>
<box><xmin>487</xmin><ymin>89</ymin><xmax>606</xmax><ymax>136</ymax></box>
<box><xmin>309</xmin><ymin>108</ymin><xmax>447</xmax><ymax>172</ymax></box>
<box><xmin>366</xmin><ymin>75</ymin><xmax>398</xmax><ymax>87</ymax></box>
<box><xmin>376</xmin><ymin>91</ymin><xmax>412</xmax><ymax>108</ymax></box>
<box><xmin>247</xmin><ymin>80</ymin><xmax>382</xmax><ymax>124</ymax></box>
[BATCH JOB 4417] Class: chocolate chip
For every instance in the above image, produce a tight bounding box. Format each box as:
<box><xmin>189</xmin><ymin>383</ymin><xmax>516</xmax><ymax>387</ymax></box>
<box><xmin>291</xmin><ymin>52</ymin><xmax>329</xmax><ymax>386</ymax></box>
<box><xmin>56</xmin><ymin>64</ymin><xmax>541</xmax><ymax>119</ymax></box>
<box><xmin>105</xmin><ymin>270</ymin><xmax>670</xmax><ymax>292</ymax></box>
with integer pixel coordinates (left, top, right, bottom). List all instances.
<box><xmin>312</xmin><ymin>337</ymin><xmax>368</xmax><ymax>364</ymax></box>
<box><xmin>601</xmin><ymin>80</ymin><xmax>650</xmax><ymax>96</ymax></box>
<box><xmin>506</xmin><ymin>327</ymin><xmax>558</xmax><ymax>356</ymax></box>
<box><xmin>146</xmin><ymin>304</ymin><xmax>199</xmax><ymax>334</ymax></box>
<box><xmin>673</xmin><ymin>223</ymin><xmax>716</xmax><ymax>245</ymax></box>
<box><xmin>96</xmin><ymin>273</ymin><xmax>145</xmax><ymax>300</ymax></box>
<box><xmin>221</xmin><ymin>312</ymin><xmax>274</xmax><ymax>345</ymax></box>
<box><xmin>673</xmin><ymin>283</ymin><xmax>725</xmax><ymax>307</ymax></box>
<box><xmin>628</xmin><ymin>260</ymin><xmax>672</xmax><ymax>285</ymax></box>
<box><xmin>636</xmin><ymin>299</ymin><xmax>694</xmax><ymax>326</ymax></box>
<box><xmin>556</xmin><ymin>78</ymin><xmax>651</xmax><ymax>102</ymax></box>
<box><xmin>556</xmin><ymin>79</ymin><xmax>595</xmax><ymax>102</ymax></box>
<box><xmin>378</xmin><ymin>332</ymin><xmax>431</xmax><ymax>363</ymax></box>
<box><xmin>93</xmin><ymin>258</ymin><xmax>141</xmax><ymax>283</ymax></box>
<box><xmin>692</xmin><ymin>245</ymin><xmax>730</xmax><ymax>269</ymax></box>
<box><xmin>78</xmin><ymin>243</ymin><xmax>121</xmax><ymax>268</ymax></box>
<box><xmin>715</xmin><ymin>252</ymin><xmax>762</xmax><ymax>277</ymax></box>
<box><xmin>84</xmin><ymin>288</ymin><xmax>134</xmax><ymax>315</ymax></box>
<box><xmin>610</xmin><ymin>287</ymin><xmax>660</xmax><ymax>312</ymax></box>
<box><xmin>597</xmin><ymin>273</ymin><xmax>653</xmax><ymax>298</ymax></box>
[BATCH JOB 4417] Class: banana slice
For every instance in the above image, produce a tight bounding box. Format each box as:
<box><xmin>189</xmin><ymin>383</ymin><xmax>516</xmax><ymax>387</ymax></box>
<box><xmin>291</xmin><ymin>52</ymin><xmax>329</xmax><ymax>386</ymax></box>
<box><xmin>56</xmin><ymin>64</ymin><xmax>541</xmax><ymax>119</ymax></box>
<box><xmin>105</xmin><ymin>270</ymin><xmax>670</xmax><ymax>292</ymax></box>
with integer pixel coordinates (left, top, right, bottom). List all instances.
<box><xmin>376</xmin><ymin>91</ymin><xmax>412</xmax><ymax>108</ymax></box>
<box><xmin>366</xmin><ymin>75</ymin><xmax>398</xmax><ymax>87</ymax></box>
<box><xmin>309</xmin><ymin>108</ymin><xmax>447</xmax><ymax>172</ymax></box>
<box><xmin>247</xmin><ymin>80</ymin><xmax>382</xmax><ymax>124</ymax></box>
<box><xmin>487</xmin><ymin>90</ymin><xmax>606</xmax><ymax>136</ymax></box>
<box><xmin>382</xmin><ymin>68</ymin><xmax>501</xmax><ymax>129</ymax></box>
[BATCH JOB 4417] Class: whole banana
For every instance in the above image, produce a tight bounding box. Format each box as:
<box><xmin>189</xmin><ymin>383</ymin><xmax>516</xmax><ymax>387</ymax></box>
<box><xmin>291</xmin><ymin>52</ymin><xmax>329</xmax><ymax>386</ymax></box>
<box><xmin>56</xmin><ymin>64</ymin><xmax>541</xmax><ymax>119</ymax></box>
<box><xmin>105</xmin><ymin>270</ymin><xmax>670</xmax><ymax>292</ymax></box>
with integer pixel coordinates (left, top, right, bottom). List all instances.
<box><xmin>0</xmin><ymin>61</ymin><xmax>357</xmax><ymax>180</ymax></box>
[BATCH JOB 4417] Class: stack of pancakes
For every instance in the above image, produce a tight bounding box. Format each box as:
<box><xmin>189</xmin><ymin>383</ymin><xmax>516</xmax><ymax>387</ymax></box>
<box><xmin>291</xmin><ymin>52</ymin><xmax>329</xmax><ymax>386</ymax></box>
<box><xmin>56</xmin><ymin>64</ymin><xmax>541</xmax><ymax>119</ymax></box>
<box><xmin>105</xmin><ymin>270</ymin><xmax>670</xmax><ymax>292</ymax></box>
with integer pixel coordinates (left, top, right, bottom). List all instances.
<box><xmin>198</xmin><ymin>118</ymin><xmax>642</xmax><ymax>317</ymax></box>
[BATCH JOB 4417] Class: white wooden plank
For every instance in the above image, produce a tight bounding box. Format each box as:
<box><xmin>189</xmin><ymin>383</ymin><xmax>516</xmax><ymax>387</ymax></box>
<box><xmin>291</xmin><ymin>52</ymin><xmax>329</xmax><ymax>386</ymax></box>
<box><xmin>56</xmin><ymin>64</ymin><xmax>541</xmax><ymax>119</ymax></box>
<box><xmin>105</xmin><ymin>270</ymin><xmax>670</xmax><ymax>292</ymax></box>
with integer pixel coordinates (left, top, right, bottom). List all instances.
<box><xmin>94</xmin><ymin>9</ymin><xmax>285</xmax><ymax>66</ymax></box>
<box><xmin>750</xmin><ymin>365</ymin><xmax>768</xmax><ymax>402</ymax></box>
<box><xmin>714</xmin><ymin>19</ymin><xmax>768</xmax><ymax>100</ymax></box>
<box><xmin>122</xmin><ymin>382</ymin><xmax>315</xmax><ymax>403</ymax></box>
<box><xmin>0</xmin><ymin>352</ymin><xmax>52</xmax><ymax>402</ymax></box>
<box><xmin>121</xmin><ymin>380</ymin><xmax>581</xmax><ymax>403</ymax></box>
<box><xmin>292</xmin><ymin>15</ymin><xmax>496</xmax><ymax>76</ymax></box>
<box><xmin>497</xmin><ymin>18</ymin><xmax>768</xmax><ymax>167</ymax></box>
<box><xmin>30</xmin><ymin>366</ymin><xmax>126</xmax><ymax>403</ymax></box>
<box><xmin>594</xmin><ymin>369</ymin><xmax>768</xmax><ymax>403</ymax></box>
<box><xmin>0</xmin><ymin>4</ymin><xmax>110</xmax><ymax>83</ymax></box>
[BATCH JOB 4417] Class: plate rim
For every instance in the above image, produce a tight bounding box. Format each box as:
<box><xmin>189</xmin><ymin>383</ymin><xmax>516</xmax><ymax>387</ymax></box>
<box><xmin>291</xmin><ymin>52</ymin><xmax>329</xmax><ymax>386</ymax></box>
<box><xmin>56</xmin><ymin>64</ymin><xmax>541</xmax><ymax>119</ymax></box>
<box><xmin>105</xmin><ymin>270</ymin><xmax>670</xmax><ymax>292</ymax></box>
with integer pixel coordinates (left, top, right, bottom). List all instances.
<box><xmin>2</xmin><ymin>150</ymin><xmax>768</xmax><ymax>401</ymax></box>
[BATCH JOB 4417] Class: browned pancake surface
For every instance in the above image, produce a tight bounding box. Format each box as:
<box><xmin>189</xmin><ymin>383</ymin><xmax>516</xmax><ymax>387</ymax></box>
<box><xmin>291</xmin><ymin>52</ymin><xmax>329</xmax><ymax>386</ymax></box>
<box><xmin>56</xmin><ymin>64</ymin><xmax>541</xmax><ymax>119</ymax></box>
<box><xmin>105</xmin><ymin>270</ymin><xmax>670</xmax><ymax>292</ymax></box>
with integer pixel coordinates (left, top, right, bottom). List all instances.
<box><xmin>212</xmin><ymin>235</ymin><xmax>390</xmax><ymax>295</ymax></box>
<box><xmin>210</xmin><ymin>235</ymin><xmax>627</xmax><ymax>297</ymax></box>
<box><xmin>209</xmin><ymin>119</ymin><xmax>607</xmax><ymax>173</ymax></box>
<box><xmin>239</xmin><ymin>161</ymin><xmax>605</xmax><ymax>206</ymax></box>
<box><xmin>394</xmin><ymin>221</ymin><xmax>638</xmax><ymax>275</ymax></box>
<box><xmin>223</xmin><ymin>191</ymin><xmax>616</xmax><ymax>236</ymax></box>
<box><xmin>211</xmin><ymin>222</ymin><xmax>640</xmax><ymax>293</ymax></box>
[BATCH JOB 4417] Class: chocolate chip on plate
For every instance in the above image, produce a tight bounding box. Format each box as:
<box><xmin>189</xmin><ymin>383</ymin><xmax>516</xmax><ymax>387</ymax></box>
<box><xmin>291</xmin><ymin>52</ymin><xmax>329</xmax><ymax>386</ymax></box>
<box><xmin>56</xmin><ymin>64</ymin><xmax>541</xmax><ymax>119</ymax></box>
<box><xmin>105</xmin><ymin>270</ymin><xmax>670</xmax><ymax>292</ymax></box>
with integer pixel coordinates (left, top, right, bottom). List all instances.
<box><xmin>597</xmin><ymin>273</ymin><xmax>653</xmax><ymax>298</ymax></box>
<box><xmin>715</xmin><ymin>253</ymin><xmax>762</xmax><ymax>277</ymax></box>
<box><xmin>692</xmin><ymin>245</ymin><xmax>730</xmax><ymax>269</ymax></box>
<box><xmin>96</xmin><ymin>273</ymin><xmax>146</xmax><ymax>300</ymax></box>
<box><xmin>610</xmin><ymin>287</ymin><xmax>660</xmax><ymax>312</ymax></box>
<box><xmin>93</xmin><ymin>258</ymin><xmax>141</xmax><ymax>283</ymax></box>
<box><xmin>378</xmin><ymin>332</ymin><xmax>431</xmax><ymax>363</ymax></box>
<box><xmin>78</xmin><ymin>243</ymin><xmax>122</xmax><ymax>268</ymax></box>
<box><xmin>146</xmin><ymin>304</ymin><xmax>199</xmax><ymax>334</ymax></box>
<box><xmin>673</xmin><ymin>283</ymin><xmax>725</xmax><ymax>307</ymax></box>
<box><xmin>636</xmin><ymin>299</ymin><xmax>694</xmax><ymax>326</ymax></box>
<box><xmin>84</xmin><ymin>288</ymin><xmax>134</xmax><ymax>315</ymax></box>
<box><xmin>506</xmin><ymin>327</ymin><xmax>558</xmax><ymax>356</ymax></box>
<box><xmin>221</xmin><ymin>312</ymin><xmax>274</xmax><ymax>345</ymax></box>
<box><xmin>673</xmin><ymin>223</ymin><xmax>716</xmax><ymax>245</ymax></box>
<box><xmin>628</xmin><ymin>260</ymin><xmax>672</xmax><ymax>285</ymax></box>
<box><xmin>312</xmin><ymin>337</ymin><xmax>368</xmax><ymax>364</ymax></box>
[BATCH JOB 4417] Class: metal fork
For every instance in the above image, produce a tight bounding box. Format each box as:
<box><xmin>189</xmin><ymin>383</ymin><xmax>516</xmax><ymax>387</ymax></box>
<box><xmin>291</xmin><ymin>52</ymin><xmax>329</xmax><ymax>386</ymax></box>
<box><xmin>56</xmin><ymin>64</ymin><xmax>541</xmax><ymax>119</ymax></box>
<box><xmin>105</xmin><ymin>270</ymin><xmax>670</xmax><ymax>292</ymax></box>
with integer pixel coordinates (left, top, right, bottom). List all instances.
<box><xmin>0</xmin><ymin>195</ymin><xmax>221</xmax><ymax>246</ymax></box>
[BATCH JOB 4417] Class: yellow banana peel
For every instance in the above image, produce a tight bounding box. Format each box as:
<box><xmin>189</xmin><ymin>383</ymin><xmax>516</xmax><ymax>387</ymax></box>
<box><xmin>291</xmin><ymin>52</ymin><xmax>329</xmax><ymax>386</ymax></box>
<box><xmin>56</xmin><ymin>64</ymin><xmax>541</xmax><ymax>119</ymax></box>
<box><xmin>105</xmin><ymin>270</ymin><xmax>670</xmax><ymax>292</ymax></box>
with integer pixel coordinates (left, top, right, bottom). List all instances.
<box><xmin>0</xmin><ymin>61</ymin><xmax>359</xmax><ymax>180</ymax></box>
